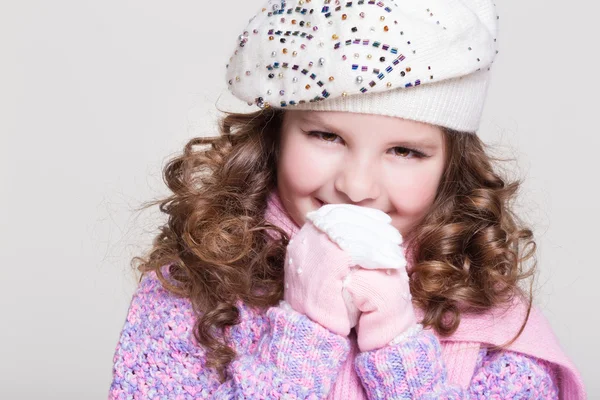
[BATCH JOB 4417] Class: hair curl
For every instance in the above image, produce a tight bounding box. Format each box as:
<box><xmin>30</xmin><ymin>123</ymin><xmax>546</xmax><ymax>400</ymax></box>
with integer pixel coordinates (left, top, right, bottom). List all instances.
<box><xmin>132</xmin><ymin>108</ymin><xmax>536</xmax><ymax>380</ymax></box>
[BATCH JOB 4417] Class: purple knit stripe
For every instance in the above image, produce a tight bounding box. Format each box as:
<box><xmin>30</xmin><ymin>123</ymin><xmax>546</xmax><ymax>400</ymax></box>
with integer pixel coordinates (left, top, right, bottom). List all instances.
<box><xmin>222</xmin><ymin>300</ymin><xmax>270</xmax><ymax>355</ymax></box>
<box><xmin>215</xmin><ymin>356</ymin><xmax>315</xmax><ymax>399</ymax></box>
<box><xmin>258</xmin><ymin>306</ymin><xmax>350</xmax><ymax>395</ymax></box>
<box><xmin>355</xmin><ymin>330</ymin><xmax>446</xmax><ymax>398</ymax></box>
<box><xmin>109</xmin><ymin>272</ymin><xmax>221</xmax><ymax>399</ymax></box>
<box><xmin>466</xmin><ymin>350</ymin><xmax>559</xmax><ymax>399</ymax></box>
<box><xmin>355</xmin><ymin>328</ymin><xmax>559</xmax><ymax>400</ymax></box>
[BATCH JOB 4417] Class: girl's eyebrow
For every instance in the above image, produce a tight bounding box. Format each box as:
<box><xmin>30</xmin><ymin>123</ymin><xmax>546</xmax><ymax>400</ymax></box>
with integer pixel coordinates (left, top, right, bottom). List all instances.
<box><xmin>298</xmin><ymin>114</ymin><xmax>336</xmax><ymax>130</ymax></box>
<box><xmin>389</xmin><ymin>139</ymin><xmax>440</xmax><ymax>151</ymax></box>
<box><xmin>298</xmin><ymin>115</ymin><xmax>440</xmax><ymax>150</ymax></box>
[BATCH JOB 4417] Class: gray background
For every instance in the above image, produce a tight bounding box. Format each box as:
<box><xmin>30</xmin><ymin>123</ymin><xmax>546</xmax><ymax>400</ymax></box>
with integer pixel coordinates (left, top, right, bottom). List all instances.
<box><xmin>1</xmin><ymin>0</ymin><xmax>598</xmax><ymax>398</ymax></box>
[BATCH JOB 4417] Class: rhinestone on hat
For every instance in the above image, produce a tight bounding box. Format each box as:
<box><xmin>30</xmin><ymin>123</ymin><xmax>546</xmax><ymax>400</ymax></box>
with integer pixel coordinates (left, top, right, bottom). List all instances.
<box><xmin>226</xmin><ymin>0</ymin><xmax>496</xmax><ymax>113</ymax></box>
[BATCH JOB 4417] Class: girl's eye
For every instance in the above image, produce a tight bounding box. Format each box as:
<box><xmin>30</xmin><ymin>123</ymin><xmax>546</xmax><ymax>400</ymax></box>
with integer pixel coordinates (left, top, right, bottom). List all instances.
<box><xmin>391</xmin><ymin>147</ymin><xmax>426</xmax><ymax>159</ymax></box>
<box><xmin>307</xmin><ymin>131</ymin><xmax>342</xmax><ymax>143</ymax></box>
<box><xmin>307</xmin><ymin>131</ymin><xmax>427</xmax><ymax>159</ymax></box>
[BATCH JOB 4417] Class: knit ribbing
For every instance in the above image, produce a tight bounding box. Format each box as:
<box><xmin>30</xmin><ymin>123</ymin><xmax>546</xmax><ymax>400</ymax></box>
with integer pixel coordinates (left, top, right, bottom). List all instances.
<box><xmin>440</xmin><ymin>341</ymin><xmax>481</xmax><ymax>389</ymax></box>
<box><xmin>295</xmin><ymin>68</ymin><xmax>491</xmax><ymax>133</ymax></box>
<box><xmin>327</xmin><ymin>331</ymin><xmax>367</xmax><ymax>399</ymax></box>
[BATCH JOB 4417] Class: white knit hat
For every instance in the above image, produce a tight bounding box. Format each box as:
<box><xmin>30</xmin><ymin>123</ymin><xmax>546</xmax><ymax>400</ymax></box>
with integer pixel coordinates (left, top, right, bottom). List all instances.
<box><xmin>225</xmin><ymin>0</ymin><xmax>499</xmax><ymax>133</ymax></box>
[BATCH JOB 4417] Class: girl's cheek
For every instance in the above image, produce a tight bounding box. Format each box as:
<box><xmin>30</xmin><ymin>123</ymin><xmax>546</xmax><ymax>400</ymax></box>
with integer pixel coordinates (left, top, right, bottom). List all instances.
<box><xmin>388</xmin><ymin>171</ymin><xmax>440</xmax><ymax>214</ymax></box>
<box><xmin>282</xmin><ymin>143</ymin><xmax>336</xmax><ymax>188</ymax></box>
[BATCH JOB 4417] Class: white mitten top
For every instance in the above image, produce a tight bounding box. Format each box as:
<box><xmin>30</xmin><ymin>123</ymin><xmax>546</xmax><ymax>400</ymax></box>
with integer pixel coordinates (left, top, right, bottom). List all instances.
<box><xmin>306</xmin><ymin>203</ymin><xmax>407</xmax><ymax>271</ymax></box>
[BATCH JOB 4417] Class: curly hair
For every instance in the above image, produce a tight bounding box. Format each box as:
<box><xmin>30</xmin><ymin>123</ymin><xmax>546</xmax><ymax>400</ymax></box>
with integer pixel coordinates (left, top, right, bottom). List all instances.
<box><xmin>132</xmin><ymin>108</ymin><xmax>536</xmax><ymax>380</ymax></box>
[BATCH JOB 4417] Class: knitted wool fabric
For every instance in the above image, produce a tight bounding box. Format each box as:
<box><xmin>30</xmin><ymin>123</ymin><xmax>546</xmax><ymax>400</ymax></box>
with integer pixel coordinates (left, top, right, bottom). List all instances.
<box><xmin>108</xmin><ymin>268</ymin><xmax>561</xmax><ymax>399</ymax></box>
<box><xmin>107</xmin><ymin>188</ymin><xmax>583</xmax><ymax>398</ymax></box>
<box><xmin>226</xmin><ymin>0</ymin><xmax>499</xmax><ymax>132</ymax></box>
<box><xmin>264</xmin><ymin>188</ymin><xmax>583</xmax><ymax>398</ymax></box>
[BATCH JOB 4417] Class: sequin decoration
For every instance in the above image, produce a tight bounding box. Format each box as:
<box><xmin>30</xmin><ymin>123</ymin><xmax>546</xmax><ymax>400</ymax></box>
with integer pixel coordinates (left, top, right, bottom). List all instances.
<box><xmin>227</xmin><ymin>0</ymin><xmax>481</xmax><ymax>109</ymax></box>
<box><xmin>238</xmin><ymin>33</ymin><xmax>249</xmax><ymax>47</ymax></box>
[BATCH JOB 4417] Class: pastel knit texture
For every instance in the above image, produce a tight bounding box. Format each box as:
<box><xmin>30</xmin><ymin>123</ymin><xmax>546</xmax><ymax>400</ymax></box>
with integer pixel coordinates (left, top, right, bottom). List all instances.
<box><xmin>109</xmin><ymin>267</ymin><xmax>559</xmax><ymax>399</ymax></box>
<box><xmin>109</xmin><ymin>190</ymin><xmax>572</xmax><ymax>398</ymax></box>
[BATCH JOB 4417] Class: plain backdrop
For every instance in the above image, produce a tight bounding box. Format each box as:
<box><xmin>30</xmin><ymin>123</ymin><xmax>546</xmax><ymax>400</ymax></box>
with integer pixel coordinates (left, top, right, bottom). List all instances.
<box><xmin>1</xmin><ymin>0</ymin><xmax>598</xmax><ymax>398</ymax></box>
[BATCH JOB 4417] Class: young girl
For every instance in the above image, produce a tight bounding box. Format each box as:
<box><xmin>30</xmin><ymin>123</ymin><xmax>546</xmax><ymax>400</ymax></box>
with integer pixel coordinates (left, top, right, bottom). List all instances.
<box><xmin>109</xmin><ymin>0</ymin><xmax>585</xmax><ymax>398</ymax></box>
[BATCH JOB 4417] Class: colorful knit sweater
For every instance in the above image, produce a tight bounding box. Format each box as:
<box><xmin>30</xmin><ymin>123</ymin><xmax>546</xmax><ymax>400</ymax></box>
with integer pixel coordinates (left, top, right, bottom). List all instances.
<box><xmin>109</xmin><ymin>268</ymin><xmax>561</xmax><ymax>399</ymax></box>
<box><xmin>109</xmin><ymin>190</ymin><xmax>584</xmax><ymax>398</ymax></box>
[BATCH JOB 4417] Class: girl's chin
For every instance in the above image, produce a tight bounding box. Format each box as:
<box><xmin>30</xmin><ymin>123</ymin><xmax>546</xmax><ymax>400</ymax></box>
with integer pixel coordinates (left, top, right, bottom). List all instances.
<box><xmin>313</xmin><ymin>197</ymin><xmax>326</xmax><ymax>208</ymax></box>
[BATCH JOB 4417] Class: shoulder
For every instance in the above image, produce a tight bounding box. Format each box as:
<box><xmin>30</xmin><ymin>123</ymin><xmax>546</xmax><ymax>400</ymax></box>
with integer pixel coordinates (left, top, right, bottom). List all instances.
<box><xmin>124</xmin><ymin>268</ymin><xmax>198</xmax><ymax>341</ymax></box>
<box><xmin>121</xmin><ymin>266</ymin><xmax>268</xmax><ymax>350</ymax></box>
<box><xmin>109</xmin><ymin>268</ymin><xmax>210</xmax><ymax>397</ymax></box>
<box><xmin>109</xmin><ymin>266</ymin><xmax>269</xmax><ymax>398</ymax></box>
<box><xmin>470</xmin><ymin>347</ymin><xmax>558</xmax><ymax>398</ymax></box>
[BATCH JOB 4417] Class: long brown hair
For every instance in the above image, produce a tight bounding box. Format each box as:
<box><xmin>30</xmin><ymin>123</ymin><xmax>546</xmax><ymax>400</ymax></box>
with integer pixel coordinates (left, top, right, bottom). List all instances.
<box><xmin>132</xmin><ymin>108</ymin><xmax>536</xmax><ymax>380</ymax></box>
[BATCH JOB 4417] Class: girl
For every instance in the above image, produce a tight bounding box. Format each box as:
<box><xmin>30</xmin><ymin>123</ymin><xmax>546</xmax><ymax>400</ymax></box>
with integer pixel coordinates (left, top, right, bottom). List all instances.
<box><xmin>109</xmin><ymin>0</ymin><xmax>585</xmax><ymax>398</ymax></box>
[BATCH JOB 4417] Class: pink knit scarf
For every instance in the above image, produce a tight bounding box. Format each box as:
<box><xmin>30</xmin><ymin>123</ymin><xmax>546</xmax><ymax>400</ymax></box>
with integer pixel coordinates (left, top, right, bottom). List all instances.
<box><xmin>264</xmin><ymin>188</ymin><xmax>585</xmax><ymax>399</ymax></box>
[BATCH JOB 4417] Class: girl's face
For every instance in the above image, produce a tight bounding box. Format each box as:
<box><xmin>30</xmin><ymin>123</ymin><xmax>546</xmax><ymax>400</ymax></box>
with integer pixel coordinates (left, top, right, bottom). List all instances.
<box><xmin>276</xmin><ymin>110</ymin><xmax>446</xmax><ymax>237</ymax></box>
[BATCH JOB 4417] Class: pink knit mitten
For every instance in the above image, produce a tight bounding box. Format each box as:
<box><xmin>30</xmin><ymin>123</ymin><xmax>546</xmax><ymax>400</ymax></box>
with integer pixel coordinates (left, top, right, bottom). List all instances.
<box><xmin>283</xmin><ymin>220</ymin><xmax>356</xmax><ymax>336</ymax></box>
<box><xmin>283</xmin><ymin>203</ymin><xmax>407</xmax><ymax>337</ymax></box>
<box><xmin>345</xmin><ymin>264</ymin><xmax>418</xmax><ymax>352</ymax></box>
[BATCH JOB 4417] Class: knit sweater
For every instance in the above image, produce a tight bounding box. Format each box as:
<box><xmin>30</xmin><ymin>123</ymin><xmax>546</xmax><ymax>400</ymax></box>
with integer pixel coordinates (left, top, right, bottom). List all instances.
<box><xmin>109</xmin><ymin>191</ymin><xmax>583</xmax><ymax>399</ymax></box>
<box><xmin>109</xmin><ymin>269</ymin><xmax>560</xmax><ymax>399</ymax></box>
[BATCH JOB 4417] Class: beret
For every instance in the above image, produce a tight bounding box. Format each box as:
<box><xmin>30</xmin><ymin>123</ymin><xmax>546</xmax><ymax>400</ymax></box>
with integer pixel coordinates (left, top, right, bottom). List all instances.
<box><xmin>225</xmin><ymin>0</ymin><xmax>499</xmax><ymax>132</ymax></box>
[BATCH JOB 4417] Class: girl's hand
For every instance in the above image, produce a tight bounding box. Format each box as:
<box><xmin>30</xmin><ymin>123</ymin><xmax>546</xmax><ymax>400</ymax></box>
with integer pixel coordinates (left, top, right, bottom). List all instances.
<box><xmin>283</xmin><ymin>203</ymin><xmax>407</xmax><ymax>337</ymax></box>
<box><xmin>344</xmin><ymin>265</ymin><xmax>418</xmax><ymax>352</ymax></box>
<box><xmin>306</xmin><ymin>204</ymin><xmax>416</xmax><ymax>352</ymax></box>
<box><xmin>283</xmin><ymin>219</ymin><xmax>356</xmax><ymax>336</ymax></box>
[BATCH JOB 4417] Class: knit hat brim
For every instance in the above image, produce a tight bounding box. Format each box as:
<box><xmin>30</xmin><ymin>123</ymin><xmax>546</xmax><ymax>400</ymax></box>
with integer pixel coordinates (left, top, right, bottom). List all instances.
<box><xmin>292</xmin><ymin>67</ymin><xmax>491</xmax><ymax>133</ymax></box>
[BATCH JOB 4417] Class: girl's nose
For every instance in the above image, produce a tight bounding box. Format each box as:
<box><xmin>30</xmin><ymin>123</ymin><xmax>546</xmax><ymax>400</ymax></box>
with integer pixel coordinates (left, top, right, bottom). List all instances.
<box><xmin>333</xmin><ymin>159</ymin><xmax>381</xmax><ymax>204</ymax></box>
